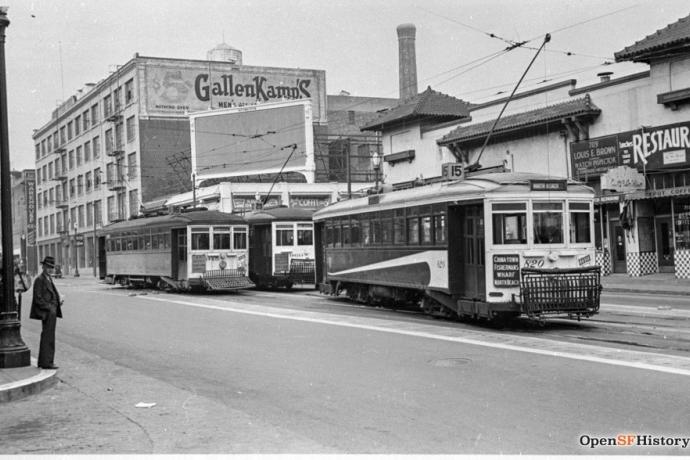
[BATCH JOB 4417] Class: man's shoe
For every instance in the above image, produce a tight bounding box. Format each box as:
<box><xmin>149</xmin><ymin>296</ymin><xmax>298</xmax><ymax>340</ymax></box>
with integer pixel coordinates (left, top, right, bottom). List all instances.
<box><xmin>40</xmin><ymin>365</ymin><xmax>58</xmax><ymax>370</ymax></box>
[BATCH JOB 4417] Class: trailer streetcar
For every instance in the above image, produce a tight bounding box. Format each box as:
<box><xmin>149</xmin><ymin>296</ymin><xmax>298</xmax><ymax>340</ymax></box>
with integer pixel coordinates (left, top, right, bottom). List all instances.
<box><xmin>313</xmin><ymin>172</ymin><xmax>601</xmax><ymax>321</ymax></box>
<box><xmin>245</xmin><ymin>206</ymin><xmax>316</xmax><ymax>289</ymax></box>
<box><xmin>99</xmin><ymin>210</ymin><xmax>254</xmax><ymax>291</ymax></box>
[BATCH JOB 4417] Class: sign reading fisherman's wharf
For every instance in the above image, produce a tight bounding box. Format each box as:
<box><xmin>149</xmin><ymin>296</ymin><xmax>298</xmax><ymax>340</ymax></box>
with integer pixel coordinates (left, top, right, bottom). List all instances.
<box><xmin>144</xmin><ymin>61</ymin><xmax>327</xmax><ymax>122</ymax></box>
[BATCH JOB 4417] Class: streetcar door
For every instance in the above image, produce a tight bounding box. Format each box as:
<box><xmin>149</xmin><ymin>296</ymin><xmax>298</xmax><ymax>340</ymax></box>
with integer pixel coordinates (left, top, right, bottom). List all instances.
<box><xmin>462</xmin><ymin>205</ymin><xmax>486</xmax><ymax>300</ymax></box>
<box><xmin>98</xmin><ymin>236</ymin><xmax>107</xmax><ymax>279</ymax></box>
<box><xmin>172</xmin><ymin>229</ymin><xmax>187</xmax><ymax>280</ymax></box>
<box><xmin>249</xmin><ymin>224</ymin><xmax>272</xmax><ymax>278</ymax></box>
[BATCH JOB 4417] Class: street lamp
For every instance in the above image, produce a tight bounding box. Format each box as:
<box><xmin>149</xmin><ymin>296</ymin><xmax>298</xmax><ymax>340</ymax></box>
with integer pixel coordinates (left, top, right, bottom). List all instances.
<box><xmin>372</xmin><ymin>151</ymin><xmax>381</xmax><ymax>193</ymax></box>
<box><xmin>73</xmin><ymin>223</ymin><xmax>79</xmax><ymax>277</ymax></box>
<box><xmin>0</xmin><ymin>7</ymin><xmax>31</xmax><ymax>368</ymax></box>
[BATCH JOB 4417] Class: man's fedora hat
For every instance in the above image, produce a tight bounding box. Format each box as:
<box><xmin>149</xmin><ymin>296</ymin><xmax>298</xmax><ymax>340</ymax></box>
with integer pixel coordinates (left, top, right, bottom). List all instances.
<box><xmin>41</xmin><ymin>256</ymin><xmax>56</xmax><ymax>268</ymax></box>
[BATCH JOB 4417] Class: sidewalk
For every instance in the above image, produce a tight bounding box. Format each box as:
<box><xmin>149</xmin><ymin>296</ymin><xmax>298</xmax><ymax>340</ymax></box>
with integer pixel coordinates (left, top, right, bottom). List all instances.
<box><xmin>2</xmin><ymin>271</ymin><xmax>690</xmax><ymax>405</ymax></box>
<box><xmin>601</xmin><ymin>272</ymin><xmax>690</xmax><ymax>296</ymax></box>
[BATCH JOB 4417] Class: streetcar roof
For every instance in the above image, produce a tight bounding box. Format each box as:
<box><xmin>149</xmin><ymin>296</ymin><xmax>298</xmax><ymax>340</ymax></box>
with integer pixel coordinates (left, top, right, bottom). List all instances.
<box><xmin>99</xmin><ymin>210</ymin><xmax>246</xmax><ymax>234</ymax></box>
<box><xmin>313</xmin><ymin>172</ymin><xmax>593</xmax><ymax>220</ymax></box>
<box><xmin>244</xmin><ymin>206</ymin><xmax>315</xmax><ymax>224</ymax></box>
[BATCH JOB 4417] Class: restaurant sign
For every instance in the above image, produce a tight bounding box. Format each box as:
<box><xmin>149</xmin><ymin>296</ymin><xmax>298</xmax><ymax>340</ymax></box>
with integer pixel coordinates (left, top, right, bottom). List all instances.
<box><xmin>570</xmin><ymin>120</ymin><xmax>690</xmax><ymax>178</ymax></box>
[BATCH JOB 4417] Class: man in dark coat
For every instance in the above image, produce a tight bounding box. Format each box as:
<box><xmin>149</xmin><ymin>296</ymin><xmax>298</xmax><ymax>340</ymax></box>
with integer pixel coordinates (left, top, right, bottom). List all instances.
<box><xmin>30</xmin><ymin>256</ymin><xmax>62</xmax><ymax>370</ymax></box>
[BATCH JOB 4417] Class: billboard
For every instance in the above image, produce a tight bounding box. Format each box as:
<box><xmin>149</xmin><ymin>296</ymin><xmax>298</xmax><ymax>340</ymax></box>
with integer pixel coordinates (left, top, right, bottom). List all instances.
<box><xmin>190</xmin><ymin>100</ymin><xmax>315</xmax><ymax>183</ymax></box>
<box><xmin>144</xmin><ymin>60</ymin><xmax>327</xmax><ymax>123</ymax></box>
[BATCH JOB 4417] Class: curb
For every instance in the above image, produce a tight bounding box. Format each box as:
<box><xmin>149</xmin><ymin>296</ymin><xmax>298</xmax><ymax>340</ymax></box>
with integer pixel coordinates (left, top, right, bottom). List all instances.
<box><xmin>602</xmin><ymin>286</ymin><xmax>690</xmax><ymax>296</ymax></box>
<box><xmin>0</xmin><ymin>364</ymin><xmax>59</xmax><ymax>403</ymax></box>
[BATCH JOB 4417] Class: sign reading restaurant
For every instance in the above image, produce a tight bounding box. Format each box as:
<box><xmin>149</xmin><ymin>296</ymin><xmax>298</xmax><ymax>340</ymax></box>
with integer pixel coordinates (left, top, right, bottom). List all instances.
<box><xmin>144</xmin><ymin>61</ymin><xmax>327</xmax><ymax>122</ymax></box>
<box><xmin>570</xmin><ymin>120</ymin><xmax>690</xmax><ymax>179</ymax></box>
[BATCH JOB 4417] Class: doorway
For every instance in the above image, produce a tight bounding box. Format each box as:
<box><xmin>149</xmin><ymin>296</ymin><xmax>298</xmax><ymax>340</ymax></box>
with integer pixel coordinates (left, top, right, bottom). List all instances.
<box><xmin>656</xmin><ymin>217</ymin><xmax>675</xmax><ymax>273</ymax></box>
<box><xmin>611</xmin><ymin>222</ymin><xmax>627</xmax><ymax>273</ymax></box>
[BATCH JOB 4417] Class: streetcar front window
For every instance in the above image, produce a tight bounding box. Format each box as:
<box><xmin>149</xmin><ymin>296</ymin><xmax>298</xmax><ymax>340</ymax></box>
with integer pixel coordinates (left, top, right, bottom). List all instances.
<box><xmin>233</xmin><ymin>228</ymin><xmax>247</xmax><ymax>250</ymax></box>
<box><xmin>297</xmin><ymin>225</ymin><xmax>313</xmax><ymax>246</ymax></box>
<box><xmin>191</xmin><ymin>227</ymin><xmax>210</xmax><ymax>250</ymax></box>
<box><xmin>492</xmin><ymin>202</ymin><xmax>527</xmax><ymax>245</ymax></box>
<box><xmin>213</xmin><ymin>226</ymin><xmax>231</xmax><ymax>250</ymax></box>
<box><xmin>533</xmin><ymin>202</ymin><xmax>563</xmax><ymax>244</ymax></box>
<box><xmin>569</xmin><ymin>202</ymin><xmax>592</xmax><ymax>244</ymax></box>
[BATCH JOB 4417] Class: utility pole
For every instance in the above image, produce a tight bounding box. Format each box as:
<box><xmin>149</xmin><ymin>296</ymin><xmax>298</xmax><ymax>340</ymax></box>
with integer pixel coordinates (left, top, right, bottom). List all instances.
<box><xmin>0</xmin><ymin>7</ymin><xmax>30</xmax><ymax>367</ymax></box>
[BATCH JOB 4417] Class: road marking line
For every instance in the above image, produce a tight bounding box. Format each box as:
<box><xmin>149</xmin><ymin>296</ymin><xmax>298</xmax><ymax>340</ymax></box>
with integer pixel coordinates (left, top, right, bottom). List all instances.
<box><xmin>139</xmin><ymin>295</ymin><xmax>690</xmax><ymax>378</ymax></box>
<box><xmin>601</xmin><ymin>303</ymin><xmax>690</xmax><ymax>318</ymax></box>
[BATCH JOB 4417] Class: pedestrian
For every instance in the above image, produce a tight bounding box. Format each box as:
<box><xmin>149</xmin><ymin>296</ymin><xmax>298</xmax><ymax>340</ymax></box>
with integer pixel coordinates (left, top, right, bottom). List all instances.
<box><xmin>30</xmin><ymin>256</ymin><xmax>62</xmax><ymax>370</ymax></box>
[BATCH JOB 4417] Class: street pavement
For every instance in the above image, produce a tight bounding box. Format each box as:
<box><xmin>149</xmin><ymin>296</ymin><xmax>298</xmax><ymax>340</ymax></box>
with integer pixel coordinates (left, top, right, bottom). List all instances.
<box><xmin>1</xmin><ymin>272</ymin><xmax>690</xmax><ymax>454</ymax></box>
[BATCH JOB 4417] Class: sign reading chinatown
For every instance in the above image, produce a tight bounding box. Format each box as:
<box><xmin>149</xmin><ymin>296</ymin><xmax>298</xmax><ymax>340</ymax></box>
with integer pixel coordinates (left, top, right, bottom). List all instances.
<box><xmin>144</xmin><ymin>61</ymin><xmax>327</xmax><ymax>122</ymax></box>
<box><xmin>570</xmin><ymin>120</ymin><xmax>690</xmax><ymax>179</ymax></box>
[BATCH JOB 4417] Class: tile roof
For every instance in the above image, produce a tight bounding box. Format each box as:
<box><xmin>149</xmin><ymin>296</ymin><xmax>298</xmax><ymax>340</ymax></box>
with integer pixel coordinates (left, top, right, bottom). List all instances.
<box><xmin>438</xmin><ymin>95</ymin><xmax>600</xmax><ymax>146</ymax></box>
<box><xmin>360</xmin><ymin>86</ymin><xmax>470</xmax><ymax>131</ymax></box>
<box><xmin>615</xmin><ymin>14</ymin><xmax>690</xmax><ymax>62</ymax></box>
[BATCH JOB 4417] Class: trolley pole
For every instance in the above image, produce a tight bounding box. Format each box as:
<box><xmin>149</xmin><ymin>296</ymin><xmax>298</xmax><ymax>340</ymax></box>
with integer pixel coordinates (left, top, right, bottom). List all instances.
<box><xmin>0</xmin><ymin>7</ymin><xmax>30</xmax><ymax>368</ymax></box>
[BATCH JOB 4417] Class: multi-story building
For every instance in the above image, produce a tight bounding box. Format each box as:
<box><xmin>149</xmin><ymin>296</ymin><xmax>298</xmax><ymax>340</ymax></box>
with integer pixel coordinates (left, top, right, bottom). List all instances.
<box><xmin>10</xmin><ymin>170</ymin><xmax>37</xmax><ymax>275</ymax></box>
<box><xmin>33</xmin><ymin>48</ymin><xmax>396</xmax><ymax>275</ymax></box>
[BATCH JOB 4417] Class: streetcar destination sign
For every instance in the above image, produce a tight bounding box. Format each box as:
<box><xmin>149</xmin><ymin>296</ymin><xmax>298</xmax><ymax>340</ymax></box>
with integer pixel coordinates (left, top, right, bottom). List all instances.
<box><xmin>493</xmin><ymin>254</ymin><xmax>520</xmax><ymax>287</ymax></box>
<box><xmin>529</xmin><ymin>179</ymin><xmax>567</xmax><ymax>191</ymax></box>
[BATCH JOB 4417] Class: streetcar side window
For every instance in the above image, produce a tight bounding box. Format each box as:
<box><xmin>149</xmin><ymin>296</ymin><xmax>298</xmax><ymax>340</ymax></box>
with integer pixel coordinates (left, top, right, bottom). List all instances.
<box><xmin>276</xmin><ymin>224</ymin><xmax>294</xmax><ymax>246</ymax></box>
<box><xmin>361</xmin><ymin>219</ymin><xmax>370</xmax><ymax>245</ymax></box>
<box><xmin>569</xmin><ymin>202</ymin><xmax>591</xmax><ymax>244</ymax></box>
<box><xmin>407</xmin><ymin>207</ymin><xmax>420</xmax><ymax>245</ymax></box>
<box><xmin>342</xmin><ymin>218</ymin><xmax>351</xmax><ymax>246</ymax></box>
<box><xmin>381</xmin><ymin>211</ymin><xmax>394</xmax><ymax>245</ymax></box>
<box><xmin>492</xmin><ymin>202</ymin><xmax>527</xmax><ymax>245</ymax></box>
<box><xmin>233</xmin><ymin>227</ymin><xmax>247</xmax><ymax>250</ymax></box>
<box><xmin>350</xmin><ymin>217</ymin><xmax>360</xmax><ymax>245</ymax></box>
<box><xmin>434</xmin><ymin>213</ymin><xmax>447</xmax><ymax>245</ymax></box>
<box><xmin>213</xmin><ymin>226</ymin><xmax>231</xmax><ymax>250</ymax></box>
<box><xmin>371</xmin><ymin>213</ymin><xmax>382</xmax><ymax>245</ymax></box>
<box><xmin>191</xmin><ymin>227</ymin><xmax>210</xmax><ymax>250</ymax></box>
<box><xmin>325</xmin><ymin>222</ymin><xmax>333</xmax><ymax>247</ymax></box>
<box><xmin>333</xmin><ymin>220</ymin><xmax>342</xmax><ymax>247</ymax></box>
<box><xmin>297</xmin><ymin>224</ymin><xmax>313</xmax><ymax>246</ymax></box>
<box><xmin>533</xmin><ymin>202</ymin><xmax>564</xmax><ymax>244</ymax></box>
<box><xmin>394</xmin><ymin>209</ymin><xmax>406</xmax><ymax>244</ymax></box>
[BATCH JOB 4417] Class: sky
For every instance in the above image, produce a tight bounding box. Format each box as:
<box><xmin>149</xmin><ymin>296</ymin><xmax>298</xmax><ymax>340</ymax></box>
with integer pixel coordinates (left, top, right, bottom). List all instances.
<box><xmin>4</xmin><ymin>0</ymin><xmax>690</xmax><ymax>171</ymax></box>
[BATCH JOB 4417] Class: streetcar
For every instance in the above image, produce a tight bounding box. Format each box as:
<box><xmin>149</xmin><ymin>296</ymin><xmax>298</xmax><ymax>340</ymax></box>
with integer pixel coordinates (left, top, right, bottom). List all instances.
<box><xmin>99</xmin><ymin>209</ymin><xmax>254</xmax><ymax>292</ymax></box>
<box><xmin>313</xmin><ymin>172</ymin><xmax>601</xmax><ymax>321</ymax></box>
<box><xmin>245</xmin><ymin>206</ymin><xmax>316</xmax><ymax>289</ymax></box>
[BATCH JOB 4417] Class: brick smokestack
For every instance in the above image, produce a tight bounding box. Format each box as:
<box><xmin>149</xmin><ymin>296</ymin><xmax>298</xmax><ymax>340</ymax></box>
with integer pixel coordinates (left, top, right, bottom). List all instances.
<box><xmin>397</xmin><ymin>23</ymin><xmax>418</xmax><ymax>101</ymax></box>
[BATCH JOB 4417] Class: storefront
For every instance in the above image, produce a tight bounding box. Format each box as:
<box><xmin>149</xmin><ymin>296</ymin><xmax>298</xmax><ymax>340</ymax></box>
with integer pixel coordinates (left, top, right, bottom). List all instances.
<box><xmin>571</xmin><ymin>120</ymin><xmax>690</xmax><ymax>278</ymax></box>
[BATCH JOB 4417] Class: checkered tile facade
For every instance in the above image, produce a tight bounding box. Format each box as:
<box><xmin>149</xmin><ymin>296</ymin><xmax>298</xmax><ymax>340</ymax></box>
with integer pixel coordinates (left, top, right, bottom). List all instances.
<box><xmin>626</xmin><ymin>251</ymin><xmax>658</xmax><ymax>277</ymax></box>
<box><xmin>596</xmin><ymin>250</ymin><xmax>611</xmax><ymax>276</ymax></box>
<box><xmin>675</xmin><ymin>249</ymin><xmax>690</xmax><ymax>279</ymax></box>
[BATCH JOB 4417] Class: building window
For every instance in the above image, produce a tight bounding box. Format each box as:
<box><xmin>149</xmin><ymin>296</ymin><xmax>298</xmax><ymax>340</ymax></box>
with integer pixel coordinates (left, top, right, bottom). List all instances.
<box><xmin>61</xmin><ymin>153</ymin><xmax>67</xmax><ymax>172</ymax></box>
<box><xmin>67</xmin><ymin>121</ymin><xmax>73</xmax><ymax>140</ymax></box>
<box><xmin>127</xmin><ymin>152</ymin><xmax>137</xmax><ymax>179</ymax></box>
<box><xmin>83</xmin><ymin>110</ymin><xmax>89</xmax><ymax>130</ymax></box>
<box><xmin>70</xmin><ymin>207</ymin><xmax>77</xmax><ymax>229</ymax></box>
<box><xmin>50</xmin><ymin>214</ymin><xmax>55</xmax><ymax>235</ymax></box>
<box><xmin>84</xmin><ymin>141</ymin><xmax>91</xmax><ymax>162</ymax></box>
<box><xmin>93</xmin><ymin>136</ymin><xmax>100</xmax><ymax>159</ymax></box>
<box><xmin>36</xmin><ymin>168</ymin><xmax>41</xmax><ymax>184</ymax></box>
<box><xmin>107</xmin><ymin>196</ymin><xmax>116</xmax><ymax>222</ymax></box>
<box><xmin>38</xmin><ymin>217</ymin><xmax>42</xmax><ymax>237</ymax></box>
<box><xmin>93</xmin><ymin>200</ymin><xmax>102</xmax><ymax>226</ymax></box>
<box><xmin>115</xmin><ymin>123</ymin><xmax>123</xmax><ymax>151</ymax></box>
<box><xmin>41</xmin><ymin>140</ymin><xmax>46</xmax><ymax>156</ymax></box>
<box><xmin>69</xmin><ymin>178</ymin><xmax>75</xmax><ymax>198</ymax></box>
<box><xmin>75</xmin><ymin>115</ymin><xmax>81</xmax><ymax>136</ymax></box>
<box><xmin>94</xmin><ymin>168</ymin><xmax>102</xmax><ymax>189</ymax></box>
<box><xmin>77</xmin><ymin>175</ymin><xmax>84</xmax><ymax>195</ymax></box>
<box><xmin>91</xmin><ymin>103</ymin><xmax>99</xmax><ymax>126</ymax></box>
<box><xmin>125</xmin><ymin>78</ymin><xmax>134</xmax><ymax>104</ymax></box>
<box><xmin>60</xmin><ymin>126</ymin><xmax>66</xmax><ymax>145</ymax></box>
<box><xmin>105</xmin><ymin>129</ymin><xmax>113</xmax><ymax>155</ymax></box>
<box><xmin>85</xmin><ymin>171</ymin><xmax>92</xmax><ymax>192</ymax></box>
<box><xmin>47</xmin><ymin>134</ymin><xmax>52</xmax><ymax>152</ymax></box>
<box><xmin>86</xmin><ymin>202</ymin><xmax>93</xmax><ymax>226</ymax></box>
<box><xmin>76</xmin><ymin>145</ymin><xmax>82</xmax><ymax>166</ymax></box>
<box><xmin>126</xmin><ymin>116</ymin><xmax>136</xmax><ymax>142</ymax></box>
<box><xmin>69</xmin><ymin>150</ymin><xmax>75</xmax><ymax>169</ymax></box>
<box><xmin>128</xmin><ymin>189</ymin><xmax>138</xmax><ymax>216</ymax></box>
<box><xmin>35</xmin><ymin>143</ymin><xmax>40</xmax><ymax>160</ymax></box>
<box><xmin>103</xmin><ymin>95</ymin><xmax>112</xmax><ymax>118</ymax></box>
<box><xmin>78</xmin><ymin>205</ymin><xmax>85</xmax><ymax>228</ymax></box>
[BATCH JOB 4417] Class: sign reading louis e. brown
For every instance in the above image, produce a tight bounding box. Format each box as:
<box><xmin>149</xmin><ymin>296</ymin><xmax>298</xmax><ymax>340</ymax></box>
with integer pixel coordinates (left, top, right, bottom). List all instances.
<box><xmin>143</xmin><ymin>61</ymin><xmax>327</xmax><ymax>122</ymax></box>
<box><xmin>571</xmin><ymin>120</ymin><xmax>690</xmax><ymax>178</ymax></box>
